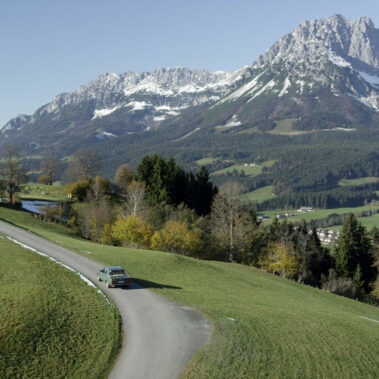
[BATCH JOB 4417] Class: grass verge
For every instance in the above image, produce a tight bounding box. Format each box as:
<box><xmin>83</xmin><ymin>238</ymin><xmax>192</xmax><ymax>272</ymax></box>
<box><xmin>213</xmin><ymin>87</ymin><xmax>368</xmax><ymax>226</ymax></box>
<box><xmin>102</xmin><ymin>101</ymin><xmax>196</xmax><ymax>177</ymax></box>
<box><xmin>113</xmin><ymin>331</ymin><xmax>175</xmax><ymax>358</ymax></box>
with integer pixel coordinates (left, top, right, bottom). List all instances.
<box><xmin>0</xmin><ymin>233</ymin><xmax>120</xmax><ymax>378</ymax></box>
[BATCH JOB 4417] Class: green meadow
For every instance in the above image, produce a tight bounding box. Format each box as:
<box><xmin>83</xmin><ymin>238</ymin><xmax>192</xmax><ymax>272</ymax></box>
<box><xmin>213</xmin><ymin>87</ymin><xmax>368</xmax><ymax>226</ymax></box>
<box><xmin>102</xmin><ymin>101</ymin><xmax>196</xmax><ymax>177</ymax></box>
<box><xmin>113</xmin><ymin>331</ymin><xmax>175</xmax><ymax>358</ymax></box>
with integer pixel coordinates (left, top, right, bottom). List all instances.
<box><xmin>258</xmin><ymin>204</ymin><xmax>379</xmax><ymax>227</ymax></box>
<box><xmin>212</xmin><ymin>160</ymin><xmax>275</xmax><ymax>177</ymax></box>
<box><xmin>239</xmin><ymin>185</ymin><xmax>276</xmax><ymax>203</ymax></box>
<box><xmin>195</xmin><ymin>157</ymin><xmax>219</xmax><ymax>166</ymax></box>
<box><xmin>338</xmin><ymin>177</ymin><xmax>379</xmax><ymax>186</ymax></box>
<box><xmin>1</xmin><ymin>206</ymin><xmax>378</xmax><ymax>378</ymax></box>
<box><xmin>0</xmin><ymin>233</ymin><xmax>120</xmax><ymax>379</ymax></box>
<box><xmin>21</xmin><ymin>182</ymin><xmax>68</xmax><ymax>201</ymax></box>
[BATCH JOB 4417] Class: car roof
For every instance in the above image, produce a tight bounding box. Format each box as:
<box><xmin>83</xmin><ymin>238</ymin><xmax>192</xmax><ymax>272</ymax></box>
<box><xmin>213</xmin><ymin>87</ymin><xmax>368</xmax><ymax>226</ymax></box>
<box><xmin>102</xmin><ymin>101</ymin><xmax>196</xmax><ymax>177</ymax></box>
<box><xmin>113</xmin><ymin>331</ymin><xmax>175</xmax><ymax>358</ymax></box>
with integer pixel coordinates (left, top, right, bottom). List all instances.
<box><xmin>105</xmin><ymin>266</ymin><xmax>125</xmax><ymax>270</ymax></box>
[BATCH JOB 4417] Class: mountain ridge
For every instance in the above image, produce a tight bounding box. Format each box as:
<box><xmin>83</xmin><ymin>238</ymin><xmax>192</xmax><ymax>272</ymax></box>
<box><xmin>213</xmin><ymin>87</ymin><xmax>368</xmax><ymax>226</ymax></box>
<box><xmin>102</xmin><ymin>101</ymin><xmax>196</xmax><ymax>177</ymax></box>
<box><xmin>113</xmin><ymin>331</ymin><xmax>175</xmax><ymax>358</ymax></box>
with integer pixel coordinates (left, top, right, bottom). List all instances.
<box><xmin>1</xmin><ymin>14</ymin><xmax>379</xmax><ymax>179</ymax></box>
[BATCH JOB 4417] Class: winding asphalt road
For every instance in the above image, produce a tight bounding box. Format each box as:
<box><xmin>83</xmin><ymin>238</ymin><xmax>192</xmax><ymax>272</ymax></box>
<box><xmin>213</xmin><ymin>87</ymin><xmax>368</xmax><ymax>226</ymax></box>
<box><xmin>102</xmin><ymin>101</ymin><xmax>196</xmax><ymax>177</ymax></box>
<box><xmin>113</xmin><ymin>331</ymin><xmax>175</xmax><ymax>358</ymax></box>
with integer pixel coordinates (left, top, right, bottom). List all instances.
<box><xmin>0</xmin><ymin>221</ymin><xmax>211</xmax><ymax>379</ymax></box>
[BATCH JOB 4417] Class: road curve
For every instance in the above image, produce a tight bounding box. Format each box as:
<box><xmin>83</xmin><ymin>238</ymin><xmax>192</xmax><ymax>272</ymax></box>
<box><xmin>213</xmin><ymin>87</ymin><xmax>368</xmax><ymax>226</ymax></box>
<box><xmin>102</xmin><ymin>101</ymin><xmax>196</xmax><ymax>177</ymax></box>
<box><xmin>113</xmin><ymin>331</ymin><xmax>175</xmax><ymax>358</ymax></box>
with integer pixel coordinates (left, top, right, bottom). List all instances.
<box><xmin>0</xmin><ymin>221</ymin><xmax>211</xmax><ymax>379</ymax></box>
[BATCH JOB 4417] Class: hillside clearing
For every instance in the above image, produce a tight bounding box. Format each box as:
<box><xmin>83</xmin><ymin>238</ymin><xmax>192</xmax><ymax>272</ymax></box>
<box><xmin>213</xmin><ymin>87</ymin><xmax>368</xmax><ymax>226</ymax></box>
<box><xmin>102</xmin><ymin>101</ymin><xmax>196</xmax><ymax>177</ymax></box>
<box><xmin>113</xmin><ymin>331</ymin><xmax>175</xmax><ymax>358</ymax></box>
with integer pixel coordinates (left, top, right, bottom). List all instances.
<box><xmin>239</xmin><ymin>185</ymin><xmax>276</xmax><ymax>202</ymax></box>
<box><xmin>338</xmin><ymin>177</ymin><xmax>379</xmax><ymax>187</ymax></box>
<box><xmin>212</xmin><ymin>160</ymin><xmax>275</xmax><ymax>177</ymax></box>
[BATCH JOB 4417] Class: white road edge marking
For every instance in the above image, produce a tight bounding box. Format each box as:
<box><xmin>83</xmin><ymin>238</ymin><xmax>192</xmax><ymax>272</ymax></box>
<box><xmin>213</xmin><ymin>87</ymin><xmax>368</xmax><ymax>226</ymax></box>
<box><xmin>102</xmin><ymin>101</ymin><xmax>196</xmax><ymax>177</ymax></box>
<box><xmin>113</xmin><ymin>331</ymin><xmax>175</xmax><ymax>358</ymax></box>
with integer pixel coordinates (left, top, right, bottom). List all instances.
<box><xmin>6</xmin><ymin>236</ymin><xmax>112</xmax><ymax>306</ymax></box>
<box><xmin>359</xmin><ymin>316</ymin><xmax>379</xmax><ymax>323</ymax></box>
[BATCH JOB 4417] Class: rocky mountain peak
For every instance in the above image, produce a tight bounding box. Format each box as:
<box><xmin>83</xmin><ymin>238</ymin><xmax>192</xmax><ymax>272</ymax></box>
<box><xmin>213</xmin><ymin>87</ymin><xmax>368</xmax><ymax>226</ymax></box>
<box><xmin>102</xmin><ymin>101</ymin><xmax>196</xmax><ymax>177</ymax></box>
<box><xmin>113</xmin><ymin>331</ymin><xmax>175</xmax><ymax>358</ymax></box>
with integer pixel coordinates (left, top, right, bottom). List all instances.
<box><xmin>254</xmin><ymin>15</ymin><xmax>379</xmax><ymax>70</ymax></box>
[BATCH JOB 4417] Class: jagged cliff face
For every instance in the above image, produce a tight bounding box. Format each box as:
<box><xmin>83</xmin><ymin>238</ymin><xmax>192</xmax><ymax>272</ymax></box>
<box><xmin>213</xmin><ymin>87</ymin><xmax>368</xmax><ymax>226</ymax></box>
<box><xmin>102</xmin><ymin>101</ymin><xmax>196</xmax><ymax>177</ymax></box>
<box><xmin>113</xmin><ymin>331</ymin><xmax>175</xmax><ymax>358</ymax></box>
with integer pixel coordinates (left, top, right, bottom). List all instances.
<box><xmin>255</xmin><ymin>15</ymin><xmax>379</xmax><ymax>69</ymax></box>
<box><xmin>205</xmin><ymin>15</ymin><xmax>379</xmax><ymax>128</ymax></box>
<box><xmin>1</xmin><ymin>14</ymin><xmax>379</xmax><ymax>156</ymax></box>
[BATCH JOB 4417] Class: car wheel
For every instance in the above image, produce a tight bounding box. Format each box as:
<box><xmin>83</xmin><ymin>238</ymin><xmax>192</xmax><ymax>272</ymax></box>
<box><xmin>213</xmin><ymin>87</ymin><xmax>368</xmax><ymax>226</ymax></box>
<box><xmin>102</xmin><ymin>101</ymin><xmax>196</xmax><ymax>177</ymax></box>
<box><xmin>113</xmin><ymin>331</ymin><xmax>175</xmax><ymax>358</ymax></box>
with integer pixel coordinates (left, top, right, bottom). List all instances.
<box><xmin>123</xmin><ymin>285</ymin><xmax>128</xmax><ymax>289</ymax></box>
<box><xmin>106</xmin><ymin>281</ymin><xmax>111</xmax><ymax>288</ymax></box>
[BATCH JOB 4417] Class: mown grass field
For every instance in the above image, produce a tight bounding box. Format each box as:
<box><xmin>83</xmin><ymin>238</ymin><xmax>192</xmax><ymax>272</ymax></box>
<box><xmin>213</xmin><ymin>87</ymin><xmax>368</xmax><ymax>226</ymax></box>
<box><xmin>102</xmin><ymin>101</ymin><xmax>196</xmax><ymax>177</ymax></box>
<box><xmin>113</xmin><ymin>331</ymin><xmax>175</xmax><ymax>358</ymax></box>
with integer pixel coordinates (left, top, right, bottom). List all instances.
<box><xmin>239</xmin><ymin>185</ymin><xmax>276</xmax><ymax>203</ymax></box>
<box><xmin>0</xmin><ymin>233</ymin><xmax>120</xmax><ymax>379</ymax></box>
<box><xmin>21</xmin><ymin>183</ymin><xmax>68</xmax><ymax>201</ymax></box>
<box><xmin>195</xmin><ymin>157</ymin><xmax>219</xmax><ymax>166</ymax></box>
<box><xmin>258</xmin><ymin>204</ymin><xmax>379</xmax><ymax>227</ymax></box>
<box><xmin>328</xmin><ymin>212</ymin><xmax>379</xmax><ymax>231</ymax></box>
<box><xmin>1</xmin><ymin>205</ymin><xmax>379</xmax><ymax>378</ymax></box>
<box><xmin>212</xmin><ymin>160</ymin><xmax>275</xmax><ymax>177</ymax></box>
<box><xmin>268</xmin><ymin>118</ymin><xmax>299</xmax><ymax>135</ymax></box>
<box><xmin>338</xmin><ymin>177</ymin><xmax>379</xmax><ymax>187</ymax></box>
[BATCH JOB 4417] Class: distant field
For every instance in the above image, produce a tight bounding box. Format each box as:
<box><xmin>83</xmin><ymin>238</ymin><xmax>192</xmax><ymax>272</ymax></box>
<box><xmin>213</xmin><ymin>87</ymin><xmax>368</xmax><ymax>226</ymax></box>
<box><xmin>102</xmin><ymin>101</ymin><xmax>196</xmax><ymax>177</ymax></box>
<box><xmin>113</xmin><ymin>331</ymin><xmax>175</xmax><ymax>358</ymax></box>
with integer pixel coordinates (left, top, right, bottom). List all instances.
<box><xmin>328</xmin><ymin>212</ymin><xmax>379</xmax><ymax>231</ymax></box>
<box><xmin>239</xmin><ymin>185</ymin><xmax>276</xmax><ymax>202</ymax></box>
<box><xmin>195</xmin><ymin>157</ymin><xmax>219</xmax><ymax>166</ymax></box>
<box><xmin>21</xmin><ymin>183</ymin><xmax>68</xmax><ymax>201</ymax></box>
<box><xmin>0</xmin><ymin>234</ymin><xmax>119</xmax><ymax>378</ymax></box>
<box><xmin>258</xmin><ymin>204</ymin><xmax>379</xmax><ymax>227</ymax></box>
<box><xmin>212</xmin><ymin>160</ymin><xmax>276</xmax><ymax>176</ymax></box>
<box><xmin>338</xmin><ymin>177</ymin><xmax>379</xmax><ymax>187</ymax></box>
<box><xmin>268</xmin><ymin>118</ymin><xmax>299</xmax><ymax>135</ymax></box>
<box><xmin>0</xmin><ymin>206</ymin><xmax>378</xmax><ymax>378</ymax></box>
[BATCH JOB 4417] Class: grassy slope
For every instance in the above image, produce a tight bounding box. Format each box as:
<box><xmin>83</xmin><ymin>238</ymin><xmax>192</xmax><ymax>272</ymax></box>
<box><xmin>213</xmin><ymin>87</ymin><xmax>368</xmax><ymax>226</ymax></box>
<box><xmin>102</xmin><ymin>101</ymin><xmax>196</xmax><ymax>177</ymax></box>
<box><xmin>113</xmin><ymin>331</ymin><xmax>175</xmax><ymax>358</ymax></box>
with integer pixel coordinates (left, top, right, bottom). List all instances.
<box><xmin>1</xmin><ymin>206</ymin><xmax>379</xmax><ymax>378</ymax></box>
<box><xmin>195</xmin><ymin>157</ymin><xmax>219</xmax><ymax>166</ymax></box>
<box><xmin>239</xmin><ymin>185</ymin><xmax>276</xmax><ymax>203</ymax></box>
<box><xmin>212</xmin><ymin>160</ymin><xmax>275</xmax><ymax>176</ymax></box>
<box><xmin>21</xmin><ymin>183</ymin><xmax>68</xmax><ymax>201</ymax></box>
<box><xmin>338</xmin><ymin>177</ymin><xmax>379</xmax><ymax>186</ymax></box>
<box><xmin>0</xmin><ymin>234</ymin><xmax>120</xmax><ymax>379</ymax></box>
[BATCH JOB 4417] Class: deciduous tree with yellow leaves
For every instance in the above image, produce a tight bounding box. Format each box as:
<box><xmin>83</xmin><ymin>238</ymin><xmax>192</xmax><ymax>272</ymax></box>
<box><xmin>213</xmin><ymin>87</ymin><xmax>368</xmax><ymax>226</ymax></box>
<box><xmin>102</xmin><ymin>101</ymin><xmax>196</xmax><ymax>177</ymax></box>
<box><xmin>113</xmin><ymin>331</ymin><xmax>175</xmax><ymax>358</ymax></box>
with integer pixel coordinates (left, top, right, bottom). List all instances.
<box><xmin>151</xmin><ymin>220</ymin><xmax>202</xmax><ymax>256</ymax></box>
<box><xmin>110</xmin><ymin>214</ymin><xmax>153</xmax><ymax>248</ymax></box>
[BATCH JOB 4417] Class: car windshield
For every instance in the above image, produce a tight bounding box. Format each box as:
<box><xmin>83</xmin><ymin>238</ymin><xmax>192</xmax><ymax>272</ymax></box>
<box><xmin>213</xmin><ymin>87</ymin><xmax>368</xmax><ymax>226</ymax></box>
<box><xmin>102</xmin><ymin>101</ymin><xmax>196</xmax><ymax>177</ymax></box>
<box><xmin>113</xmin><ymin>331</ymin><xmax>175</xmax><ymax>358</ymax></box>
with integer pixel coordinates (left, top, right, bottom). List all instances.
<box><xmin>110</xmin><ymin>270</ymin><xmax>126</xmax><ymax>275</ymax></box>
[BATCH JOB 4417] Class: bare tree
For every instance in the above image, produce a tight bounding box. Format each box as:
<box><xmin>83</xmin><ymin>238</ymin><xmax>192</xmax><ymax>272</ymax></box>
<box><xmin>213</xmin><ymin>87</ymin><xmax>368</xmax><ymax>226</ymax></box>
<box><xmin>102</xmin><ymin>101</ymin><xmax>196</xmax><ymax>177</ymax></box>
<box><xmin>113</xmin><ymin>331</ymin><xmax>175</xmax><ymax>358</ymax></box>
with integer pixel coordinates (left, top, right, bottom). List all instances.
<box><xmin>210</xmin><ymin>181</ymin><xmax>251</xmax><ymax>261</ymax></box>
<box><xmin>40</xmin><ymin>154</ymin><xmax>61</xmax><ymax>185</ymax></box>
<box><xmin>65</xmin><ymin>148</ymin><xmax>101</xmax><ymax>182</ymax></box>
<box><xmin>78</xmin><ymin>199</ymin><xmax>112</xmax><ymax>242</ymax></box>
<box><xmin>114</xmin><ymin>164</ymin><xmax>134</xmax><ymax>194</ymax></box>
<box><xmin>87</xmin><ymin>176</ymin><xmax>110</xmax><ymax>205</ymax></box>
<box><xmin>0</xmin><ymin>145</ymin><xmax>28</xmax><ymax>205</ymax></box>
<box><xmin>125</xmin><ymin>181</ymin><xmax>146</xmax><ymax>216</ymax></box>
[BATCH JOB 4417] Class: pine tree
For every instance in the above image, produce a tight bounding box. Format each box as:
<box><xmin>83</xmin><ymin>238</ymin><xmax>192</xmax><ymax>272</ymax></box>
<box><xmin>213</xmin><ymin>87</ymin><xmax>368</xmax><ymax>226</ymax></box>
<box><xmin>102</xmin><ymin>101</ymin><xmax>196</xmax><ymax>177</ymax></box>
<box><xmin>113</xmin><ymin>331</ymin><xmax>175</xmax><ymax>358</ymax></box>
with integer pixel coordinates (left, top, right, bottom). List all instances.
<box><xmin>353</xmin><ymin>265</ymin><xmax>364</xmax><ymax>300</ymax></box>
<box><xmin>335</xmin><ymin>214</ymin><xmax>376</xmax><ymax>292</ymax></box>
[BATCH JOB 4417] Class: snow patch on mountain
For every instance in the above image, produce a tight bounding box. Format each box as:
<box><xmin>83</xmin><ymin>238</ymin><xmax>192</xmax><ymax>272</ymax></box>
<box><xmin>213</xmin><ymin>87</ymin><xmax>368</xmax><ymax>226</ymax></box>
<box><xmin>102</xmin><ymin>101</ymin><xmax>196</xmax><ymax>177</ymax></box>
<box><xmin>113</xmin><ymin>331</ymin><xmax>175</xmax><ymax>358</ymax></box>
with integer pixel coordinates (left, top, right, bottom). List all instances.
<box><xmin>215</xmin><ymin>71</ymin><xmax>265</xmax><ymax>105</ymax></box>
<box><xmin>296</xmin><ymin>80</ymin><xmax>306</xmax><ymax>94</ymax></box>
<box><xmin>127</xmin><ymin>101</ymin><xmax>151</xmax><ymax>111</ymax></box>
<box><xmin>248</xmin><ymin>79</ymin><xmax>276</xmax><ymax>101</ymax></box>
<box><xmin>279</xmin><ymin>77</ymin><xmax>291</xmax><ymax>97</ymax></box>
<box><xmin>215</xmin><ymin>115</ymin><xmax>241</xmax><ymax>129</ymax></box>
<box><xmin>92</xmin><ymin>106</ymin><xmax>121</xmax><ymax>119</ymax></box>
<box><xmin>349</xmin><ymin>93</ymin><xmax>379</xmax><ymax>111</ymax></box>
<box><xmin>328</xmin><ymin>53</ymin><xmax>352</xmax><ymax>68</ymax></box>
<box><xmin>153</xmin><ymin>115</ymin><xmax>168</xmax><ymax>122</ymax></box>
<box><xmin>358</xmin><ymin>71</ymin><xmax>379</xmax><ymax>87</ymax></box>
<box><xmin>95</xmin><ymin>131</ymin><xmax>118</xmax><ymax>140</ymax></box>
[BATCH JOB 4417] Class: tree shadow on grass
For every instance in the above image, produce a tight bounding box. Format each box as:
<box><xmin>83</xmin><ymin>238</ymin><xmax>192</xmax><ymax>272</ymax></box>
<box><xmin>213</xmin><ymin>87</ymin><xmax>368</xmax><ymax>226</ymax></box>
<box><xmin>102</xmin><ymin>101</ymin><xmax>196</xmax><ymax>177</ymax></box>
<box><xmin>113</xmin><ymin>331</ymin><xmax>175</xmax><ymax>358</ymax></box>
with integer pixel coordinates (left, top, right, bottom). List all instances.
<box><xmin>129</xmin><ymin>278</ymin><xmax>182</xmax><ymax>290</ymax></box>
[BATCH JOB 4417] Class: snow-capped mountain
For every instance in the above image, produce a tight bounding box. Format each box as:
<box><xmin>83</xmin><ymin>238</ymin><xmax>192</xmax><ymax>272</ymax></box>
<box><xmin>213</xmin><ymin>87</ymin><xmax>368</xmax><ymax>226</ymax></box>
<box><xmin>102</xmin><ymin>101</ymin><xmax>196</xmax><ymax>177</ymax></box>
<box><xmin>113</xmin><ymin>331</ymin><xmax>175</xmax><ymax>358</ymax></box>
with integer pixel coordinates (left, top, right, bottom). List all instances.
<box><xmin>206</xmin><ymin>14</ymin><xmax>379</xmax><ymax>129</ymax></box>
<box><xmin>1</xmin><ymin>67</ymin><xmax>245</xmax><ymax>139</ymax></box>
<box><xmin>1</xmin><ymin>14</ymin><xmax>379</xmax><ymax>162</ymax></box>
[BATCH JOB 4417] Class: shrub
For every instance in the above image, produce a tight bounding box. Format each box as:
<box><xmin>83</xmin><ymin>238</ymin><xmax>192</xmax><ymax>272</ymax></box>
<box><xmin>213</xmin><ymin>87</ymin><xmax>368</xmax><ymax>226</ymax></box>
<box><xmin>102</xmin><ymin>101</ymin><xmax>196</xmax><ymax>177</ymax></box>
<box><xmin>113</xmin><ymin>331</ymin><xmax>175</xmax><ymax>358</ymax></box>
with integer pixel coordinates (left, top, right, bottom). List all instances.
<box><xmin>65</xmin><ymin>178</ymin><xmax>92</xmax><ymax>201</ymax></box>
<box><xmin>37</xmin><ymin>174</ymin><xmax>51</xmax><ymax>185</ymax></box>
<box><xmin>151</xmin><ymin>220</ymin><xmax>202</xmax><ymax>256</ymax></box>
<box><xmin>111</xmin><ymin>214</ymin><xmax>153</xmax><ymax>248</ymax></box>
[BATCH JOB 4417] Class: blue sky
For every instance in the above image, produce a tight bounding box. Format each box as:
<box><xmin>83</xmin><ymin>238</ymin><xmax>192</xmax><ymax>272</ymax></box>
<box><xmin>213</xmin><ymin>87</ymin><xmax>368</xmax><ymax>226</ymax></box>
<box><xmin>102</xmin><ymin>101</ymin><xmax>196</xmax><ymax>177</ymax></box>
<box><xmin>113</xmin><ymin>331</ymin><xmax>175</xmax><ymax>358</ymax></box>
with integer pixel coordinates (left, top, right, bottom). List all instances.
<box><xmin>1</xmin><ymin>0</ymin><xmax>379</xmax><ymax>127</ymax></box>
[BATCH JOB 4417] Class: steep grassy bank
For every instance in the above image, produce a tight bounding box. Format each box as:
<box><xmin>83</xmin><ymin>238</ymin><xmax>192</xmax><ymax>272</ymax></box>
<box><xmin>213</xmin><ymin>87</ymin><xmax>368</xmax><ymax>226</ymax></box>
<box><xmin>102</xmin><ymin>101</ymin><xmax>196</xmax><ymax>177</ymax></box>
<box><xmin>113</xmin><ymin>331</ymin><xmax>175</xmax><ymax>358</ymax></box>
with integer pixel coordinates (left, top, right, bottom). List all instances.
<box><xmin>1</xmin><ymin>206</ymin><xmax>379</xmax><ymax>378</ymax></box>
<box><xmin>0</xmin><ymin>233</ymin><xmax>120</xmax><ymax>378</ymax></box>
